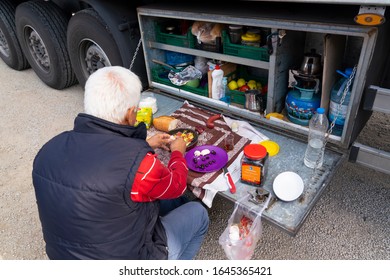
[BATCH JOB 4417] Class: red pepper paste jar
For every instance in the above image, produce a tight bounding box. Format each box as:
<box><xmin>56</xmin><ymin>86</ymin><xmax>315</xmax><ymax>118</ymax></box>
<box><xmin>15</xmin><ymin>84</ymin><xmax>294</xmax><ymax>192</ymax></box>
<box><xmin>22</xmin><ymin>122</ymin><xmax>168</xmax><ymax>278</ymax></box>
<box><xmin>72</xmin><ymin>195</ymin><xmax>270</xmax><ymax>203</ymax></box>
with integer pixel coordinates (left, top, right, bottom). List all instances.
<box><xmin>241</xmin><ymin>144</ymin><xmax>269</xmax><ymax>187</ymax></box>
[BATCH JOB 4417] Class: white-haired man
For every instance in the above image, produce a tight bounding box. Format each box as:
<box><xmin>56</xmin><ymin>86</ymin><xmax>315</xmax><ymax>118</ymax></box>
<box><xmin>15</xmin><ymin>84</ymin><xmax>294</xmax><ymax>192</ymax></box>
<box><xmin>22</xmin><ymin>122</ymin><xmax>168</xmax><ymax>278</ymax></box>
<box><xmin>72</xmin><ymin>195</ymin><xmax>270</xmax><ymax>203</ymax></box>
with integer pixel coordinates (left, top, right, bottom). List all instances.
<box><xmin>32</xmin><ymin>66</ymin><xmax>209</xmax><ymax>260</ymax></box>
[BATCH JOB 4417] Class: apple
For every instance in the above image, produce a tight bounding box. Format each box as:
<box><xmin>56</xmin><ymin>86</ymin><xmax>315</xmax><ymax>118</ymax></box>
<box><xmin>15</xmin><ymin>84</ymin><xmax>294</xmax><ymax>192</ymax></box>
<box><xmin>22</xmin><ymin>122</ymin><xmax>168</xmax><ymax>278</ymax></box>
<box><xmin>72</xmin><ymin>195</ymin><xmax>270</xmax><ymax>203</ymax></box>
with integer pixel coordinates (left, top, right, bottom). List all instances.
<box><xmin>239</xmin><ymin>85</ymin><xmax>250</xmax><ymax>92</ymax></box>
<box><xmin>247</xmin><ymin>81</ymin><xmax>257</xmax><ymax>89</ymax></box>
<box><xmin>237</xmin><ymin>78</ymin><xmax>246</xmax><ymax>88</ymax></box>
<box><xmin>228</xmin><ymin>80</ymin><xmax>238</xmax><ymax>90</ymax></box>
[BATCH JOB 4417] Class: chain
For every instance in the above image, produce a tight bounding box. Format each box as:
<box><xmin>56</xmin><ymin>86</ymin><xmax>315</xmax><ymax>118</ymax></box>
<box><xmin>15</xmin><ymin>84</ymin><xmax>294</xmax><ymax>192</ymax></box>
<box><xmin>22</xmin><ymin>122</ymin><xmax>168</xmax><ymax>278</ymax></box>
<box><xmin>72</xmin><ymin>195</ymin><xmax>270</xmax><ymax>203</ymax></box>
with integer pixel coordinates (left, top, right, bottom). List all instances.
<box><xmin>326</xmin><ymin>65</ymin><xmax>357</xmax><ymax>137</ymax></box>
<box><xmin>311</xmin><ymin>65</ymin><xmax>357</xmax><ymax>176</ymax></box>
<box><xmin>129</xmin><ymin>37</ymin><xmax>142</xmax><ymax>71</ymax></box>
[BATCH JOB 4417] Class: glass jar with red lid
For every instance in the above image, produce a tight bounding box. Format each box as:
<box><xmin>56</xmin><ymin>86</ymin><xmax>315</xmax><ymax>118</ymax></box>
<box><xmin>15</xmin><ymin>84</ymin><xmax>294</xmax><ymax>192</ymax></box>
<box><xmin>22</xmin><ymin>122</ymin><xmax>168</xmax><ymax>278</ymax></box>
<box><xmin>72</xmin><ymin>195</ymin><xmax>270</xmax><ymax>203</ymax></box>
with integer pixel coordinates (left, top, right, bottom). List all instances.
<box><xmin>241</xmin><ymin>144</ymin><xmax>269</xmax><ymax>187</ymax></box>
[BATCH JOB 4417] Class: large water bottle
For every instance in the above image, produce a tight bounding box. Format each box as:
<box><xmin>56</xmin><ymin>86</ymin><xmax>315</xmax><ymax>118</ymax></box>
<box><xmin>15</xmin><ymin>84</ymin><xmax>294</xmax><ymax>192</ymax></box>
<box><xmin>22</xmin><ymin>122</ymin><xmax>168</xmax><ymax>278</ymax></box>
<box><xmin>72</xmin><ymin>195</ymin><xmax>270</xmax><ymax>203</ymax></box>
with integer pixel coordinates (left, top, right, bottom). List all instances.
<box><xmin>304</xmin><ymin>107</ymin><xmax>329</xmax><ymax>169</ymax></box>
<box><xmin>328</xmin><ymin>68</ymin><xmax>354</xmax><ymax>136</ymax></box>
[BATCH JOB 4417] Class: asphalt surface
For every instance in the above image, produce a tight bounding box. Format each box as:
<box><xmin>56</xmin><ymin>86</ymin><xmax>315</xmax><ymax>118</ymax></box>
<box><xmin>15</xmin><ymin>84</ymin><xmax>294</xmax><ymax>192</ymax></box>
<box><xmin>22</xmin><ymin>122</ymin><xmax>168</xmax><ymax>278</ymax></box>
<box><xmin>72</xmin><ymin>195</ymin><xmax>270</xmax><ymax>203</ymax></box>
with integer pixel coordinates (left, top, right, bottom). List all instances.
<box><xmin>0</xmin><ymin>60</ymin><xmax>389</xmax><ymax>260</ymax></box>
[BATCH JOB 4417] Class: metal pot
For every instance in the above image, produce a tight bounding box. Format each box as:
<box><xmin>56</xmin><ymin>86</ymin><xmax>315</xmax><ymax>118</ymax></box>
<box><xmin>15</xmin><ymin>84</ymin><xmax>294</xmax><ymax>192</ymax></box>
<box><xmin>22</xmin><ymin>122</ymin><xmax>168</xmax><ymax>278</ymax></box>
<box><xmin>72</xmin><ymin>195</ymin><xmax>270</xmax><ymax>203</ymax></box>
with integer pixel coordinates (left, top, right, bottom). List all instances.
<box><xmin>300</xmin><ymin>49</ymin><xmax>322</xmax><ymax>76</ymax></box>
<box><xmin>244</xmin><ymin>90</ymin><xmax>265</xmax><ymax>114</ymax></box>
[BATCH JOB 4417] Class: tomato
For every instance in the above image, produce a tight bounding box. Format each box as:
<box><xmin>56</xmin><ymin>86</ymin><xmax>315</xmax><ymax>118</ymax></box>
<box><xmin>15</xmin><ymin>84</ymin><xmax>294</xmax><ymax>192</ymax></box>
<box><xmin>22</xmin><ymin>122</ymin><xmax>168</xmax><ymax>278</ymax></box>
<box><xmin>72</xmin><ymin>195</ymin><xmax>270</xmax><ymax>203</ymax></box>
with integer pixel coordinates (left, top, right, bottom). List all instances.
<box><xmin>239</xmin><ymin>85</ymin><xmax>250</xmax><ymax>92</ymax></box>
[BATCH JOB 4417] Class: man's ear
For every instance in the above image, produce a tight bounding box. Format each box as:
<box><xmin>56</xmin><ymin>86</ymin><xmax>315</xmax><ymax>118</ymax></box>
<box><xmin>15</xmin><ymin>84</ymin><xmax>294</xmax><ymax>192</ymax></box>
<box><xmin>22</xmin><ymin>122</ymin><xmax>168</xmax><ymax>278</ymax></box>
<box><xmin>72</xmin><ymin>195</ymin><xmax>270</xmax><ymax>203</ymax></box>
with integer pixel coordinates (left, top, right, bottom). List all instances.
<box><xmin>125</xmin><ymin>106</ymin><xmax>137</xmax><ymax>126</ymax></box>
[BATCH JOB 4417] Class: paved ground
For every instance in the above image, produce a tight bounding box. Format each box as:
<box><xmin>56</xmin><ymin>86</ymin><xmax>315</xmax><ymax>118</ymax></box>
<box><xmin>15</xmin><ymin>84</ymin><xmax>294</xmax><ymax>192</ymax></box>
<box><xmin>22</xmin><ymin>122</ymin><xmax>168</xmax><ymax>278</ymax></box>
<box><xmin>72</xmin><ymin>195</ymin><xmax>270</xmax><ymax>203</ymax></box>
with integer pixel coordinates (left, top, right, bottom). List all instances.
<box><xmin>0</xmin><ymin>60</ymin><xmax>389</xmax><ymax>260</ymax></box>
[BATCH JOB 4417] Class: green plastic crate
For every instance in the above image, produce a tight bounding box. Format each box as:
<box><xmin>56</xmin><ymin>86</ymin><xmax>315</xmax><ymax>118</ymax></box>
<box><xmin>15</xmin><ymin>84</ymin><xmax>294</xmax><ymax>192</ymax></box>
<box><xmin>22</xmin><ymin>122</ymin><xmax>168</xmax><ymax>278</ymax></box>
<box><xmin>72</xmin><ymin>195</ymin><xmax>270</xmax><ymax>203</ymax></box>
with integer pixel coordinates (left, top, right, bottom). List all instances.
<box><xmin>225</xmin><ymin>67</ymin><xmax>268</xmax><ymax>106</ymax></box>
<box><xmin>155</xmin><ymin>22</ymin><xmax>195</xmax><ymax>48</ymax></box>
<box><xmin>222</xmin><ymin>30</ymin><xmax>270</xmax><ymax>62</ymax></box>
<box><xmin>151</xmin><ymin>67</ymin><xmax>208</xmax><ymax>97</ymax></box>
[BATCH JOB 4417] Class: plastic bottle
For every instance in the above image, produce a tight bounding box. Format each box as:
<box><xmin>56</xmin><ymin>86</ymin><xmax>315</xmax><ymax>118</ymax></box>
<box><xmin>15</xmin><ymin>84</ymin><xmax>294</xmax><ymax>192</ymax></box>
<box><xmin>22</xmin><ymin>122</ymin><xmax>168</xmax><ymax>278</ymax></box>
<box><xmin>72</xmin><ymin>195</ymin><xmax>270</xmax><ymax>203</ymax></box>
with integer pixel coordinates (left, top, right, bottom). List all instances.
<box><xmin>304</xmin><ymin>107</ymin><xmax>329</xmax><ymax>169</ymax></box>
<box><xmin>220</xmin><ymin>77</ymin><xmax>228</xmax><ymax>100</ymax></box>
<box><xmin>220</xmin><ymin>76</ymin><xmax>232</xmax><ymax>104</ymax></box>
<box><xmin>211</xmin><ymin>64</ymin><xmax>224</xmax><ymax>100</ymax></box>
<box><xmin>328</xmin><ymin>68</ymin><xmax>354</xmax><ymax>136</ymax></box>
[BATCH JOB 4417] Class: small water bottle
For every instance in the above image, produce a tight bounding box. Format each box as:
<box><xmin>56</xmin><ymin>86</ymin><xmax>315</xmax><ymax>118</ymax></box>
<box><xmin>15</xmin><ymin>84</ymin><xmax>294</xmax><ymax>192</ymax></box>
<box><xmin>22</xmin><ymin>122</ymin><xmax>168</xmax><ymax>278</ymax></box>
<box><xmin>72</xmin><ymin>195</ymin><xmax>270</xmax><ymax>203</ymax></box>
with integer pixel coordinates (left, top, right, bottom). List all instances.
<box><xmin>304</xmin><ymin>107</ymin><xmax>329</xmax><ymax>169</ymax></box>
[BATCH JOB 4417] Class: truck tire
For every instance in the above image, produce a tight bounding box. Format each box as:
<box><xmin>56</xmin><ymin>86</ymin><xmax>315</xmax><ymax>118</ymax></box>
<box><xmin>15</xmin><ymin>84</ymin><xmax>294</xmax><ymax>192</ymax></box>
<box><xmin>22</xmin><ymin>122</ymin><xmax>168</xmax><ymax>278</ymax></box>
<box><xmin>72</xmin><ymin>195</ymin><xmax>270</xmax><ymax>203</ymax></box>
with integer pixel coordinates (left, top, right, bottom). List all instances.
<box><xmin>67</xmin><ymin>8</ymin><xmax>122</xmax><ymax>88</ymax></box>
<box><xmin>15</xmin><ymin>0</ymin><xmax>77</xmax><ymax>89</ymax></box>
<box><xmin>0</xmin><ymin>0</ymin><xmax>29</xmax><ymax>70</ymax></box>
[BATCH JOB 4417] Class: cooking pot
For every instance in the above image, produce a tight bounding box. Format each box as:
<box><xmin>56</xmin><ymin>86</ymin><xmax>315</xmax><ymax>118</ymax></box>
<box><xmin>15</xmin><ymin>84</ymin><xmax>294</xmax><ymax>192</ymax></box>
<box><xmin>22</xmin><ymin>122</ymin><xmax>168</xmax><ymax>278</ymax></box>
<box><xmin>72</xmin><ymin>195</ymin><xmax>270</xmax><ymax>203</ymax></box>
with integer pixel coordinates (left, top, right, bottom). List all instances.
<box><xmin>244</xmin><ymin>90</ymin><xmax>265</xmax><ymax>114</ymax></box>
<box><xmin>300</xmin><ymin>49</ymin><xmax>322</xmax><ymax>76</ymax></box>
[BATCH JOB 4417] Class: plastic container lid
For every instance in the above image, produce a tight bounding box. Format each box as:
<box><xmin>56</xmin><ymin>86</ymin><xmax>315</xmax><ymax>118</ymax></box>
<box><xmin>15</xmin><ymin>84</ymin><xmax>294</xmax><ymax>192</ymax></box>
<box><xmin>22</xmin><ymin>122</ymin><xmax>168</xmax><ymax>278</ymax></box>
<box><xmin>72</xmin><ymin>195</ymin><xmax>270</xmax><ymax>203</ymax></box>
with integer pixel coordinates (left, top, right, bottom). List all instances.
<box><xmin>243</xmin><ymin>144</ymin><xmax>267</xmax><ymax>160</ymax></box>
<box><xmin>345</xmin><ymin>68</ymin><xmax>353</xmax><ymax>76</ymax></box>
<box><xmin>337</xmin><ymin>67</ymin><xmax>353</xmax><ymax>78</ymax></box>
<box><xmin>241</xmin><ymin>32</ymin><xmax>261</xmax><ymax>42</ymax></box>
<box><xmin>229</xmin><ymin>25</ymin><xmax>243</xmax><ymax>30</ymax></box>
<box><xmin>259</xmin><ymin>140</ymin><xmax>280</xmax><ymax>157</ymax></box>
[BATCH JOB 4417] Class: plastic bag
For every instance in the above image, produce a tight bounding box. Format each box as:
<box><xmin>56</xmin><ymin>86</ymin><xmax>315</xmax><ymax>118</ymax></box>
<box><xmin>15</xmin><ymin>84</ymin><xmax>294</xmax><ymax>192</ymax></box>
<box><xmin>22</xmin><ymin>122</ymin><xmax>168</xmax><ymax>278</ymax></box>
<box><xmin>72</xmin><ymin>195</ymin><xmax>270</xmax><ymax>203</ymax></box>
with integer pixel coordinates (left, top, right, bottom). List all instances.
<box><xmin>191</xmin><ymin>21</ymin><xmax>224</xmax><ymax>45</ymax></box>
<box><xmin>168</xmin><ymin>65</ymin><xmax>202</xmax><ymax>86</ymax></box>
<box><xmin>218</xmin><ymin>194</ymin><xmax>272</xmax><ymax>260</ymax></box>
<box><xmin>135</xmin><ymin>107</ymin><xmax>153</xmax><ymax>129</ymax></box>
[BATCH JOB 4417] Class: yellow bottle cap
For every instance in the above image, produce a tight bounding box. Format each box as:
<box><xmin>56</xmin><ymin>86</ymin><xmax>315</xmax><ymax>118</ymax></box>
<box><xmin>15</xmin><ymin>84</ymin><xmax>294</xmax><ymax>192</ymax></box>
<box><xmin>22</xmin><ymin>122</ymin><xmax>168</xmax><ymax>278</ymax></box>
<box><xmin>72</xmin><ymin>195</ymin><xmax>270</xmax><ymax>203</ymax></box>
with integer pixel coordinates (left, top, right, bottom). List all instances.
<box><xmin>259</xmin><ymin>140</ymin><xmax>280</xmax><ymax>156</ymax></box>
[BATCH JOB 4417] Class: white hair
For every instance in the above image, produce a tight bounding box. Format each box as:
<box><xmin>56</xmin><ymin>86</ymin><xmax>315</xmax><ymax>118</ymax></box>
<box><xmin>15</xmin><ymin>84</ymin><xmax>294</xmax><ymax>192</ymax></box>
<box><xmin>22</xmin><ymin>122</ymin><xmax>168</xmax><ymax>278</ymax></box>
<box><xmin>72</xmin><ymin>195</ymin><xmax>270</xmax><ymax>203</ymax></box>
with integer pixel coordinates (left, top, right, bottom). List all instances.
<box><xmin>84</xmin><ymin>66</ymin><xmax>142</xmax><ymax>124</ymax></box>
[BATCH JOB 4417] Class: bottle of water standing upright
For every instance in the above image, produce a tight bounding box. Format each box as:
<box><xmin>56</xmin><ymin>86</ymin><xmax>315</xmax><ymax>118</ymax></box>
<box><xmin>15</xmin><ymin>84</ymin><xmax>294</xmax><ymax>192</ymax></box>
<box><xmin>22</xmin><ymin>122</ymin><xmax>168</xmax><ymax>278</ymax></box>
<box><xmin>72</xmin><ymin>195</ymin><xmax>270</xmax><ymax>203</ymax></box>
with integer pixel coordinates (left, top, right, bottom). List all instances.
<box><xmin>220</xmin><ymin>77</ymin><xmax>228</xmax><ymax>100</ymax></box>
<box><xmin>304</xmin><ymin>107</ymin><xmax>329</xmax><ymax>169</ymax></box>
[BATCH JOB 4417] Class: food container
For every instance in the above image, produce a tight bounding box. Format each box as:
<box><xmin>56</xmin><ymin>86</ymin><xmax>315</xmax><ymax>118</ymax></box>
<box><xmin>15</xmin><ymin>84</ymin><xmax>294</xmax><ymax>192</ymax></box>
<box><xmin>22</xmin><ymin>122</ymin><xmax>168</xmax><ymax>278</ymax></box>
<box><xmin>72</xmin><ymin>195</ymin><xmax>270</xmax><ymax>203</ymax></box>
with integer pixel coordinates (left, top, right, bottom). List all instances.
<box><xmin>139</xmin><ymin>92</ymin><xmax>158</xmax><ymax>114</ymax></box>
<box><xmin>241</xmin><ymin>144</ymin><xmax>269</xmax><ymax>187</ymax></box>
<box><xmin>168</xmin><ymin>128</ymin><xmax>198</xmax><ymax>151</ymax></box>
<box><xmin>241</xmin><ymin>32</ymin><xmax>261</xmax><ymax>47</ymax></box>
<box><xmin>228</xmin><ymin>25</ymin><xmax>244</xmax><ymax>44</ymax></box>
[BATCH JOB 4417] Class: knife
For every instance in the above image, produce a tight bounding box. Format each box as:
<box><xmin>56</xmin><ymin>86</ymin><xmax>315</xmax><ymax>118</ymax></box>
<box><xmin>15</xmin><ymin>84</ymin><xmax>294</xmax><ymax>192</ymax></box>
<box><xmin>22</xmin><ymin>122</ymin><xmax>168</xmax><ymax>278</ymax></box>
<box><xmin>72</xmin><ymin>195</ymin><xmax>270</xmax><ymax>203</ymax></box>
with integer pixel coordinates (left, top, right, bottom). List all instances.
<box><xmin>223</xmin><ymin>166</ymin><xmax>236</xmax><ymax>194</ymax></box>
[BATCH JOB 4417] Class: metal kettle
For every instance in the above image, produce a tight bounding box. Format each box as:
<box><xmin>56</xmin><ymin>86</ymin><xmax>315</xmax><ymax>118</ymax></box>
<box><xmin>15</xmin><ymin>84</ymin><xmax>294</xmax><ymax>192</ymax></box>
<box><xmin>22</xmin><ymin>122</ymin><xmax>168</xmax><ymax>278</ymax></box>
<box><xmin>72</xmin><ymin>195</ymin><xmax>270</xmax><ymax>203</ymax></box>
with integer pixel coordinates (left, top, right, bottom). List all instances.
<box><xmin>244</xmin><ymin>90</ymin><xmax>265</xmax><ymax>114</ymax></box>
<box><xmin>300</xmin><ymin>49</ymin><xmax>322</xmax><ymax>76</ymax></box>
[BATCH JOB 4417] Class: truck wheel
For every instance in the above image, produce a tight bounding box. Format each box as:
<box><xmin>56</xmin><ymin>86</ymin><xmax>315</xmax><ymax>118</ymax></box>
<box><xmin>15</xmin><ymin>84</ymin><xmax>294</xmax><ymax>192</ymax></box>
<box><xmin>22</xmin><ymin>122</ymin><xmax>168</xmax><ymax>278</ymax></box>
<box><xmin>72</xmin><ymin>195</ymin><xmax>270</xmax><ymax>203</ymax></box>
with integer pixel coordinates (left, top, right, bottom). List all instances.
<box><xmin>15</xmin><ymin>0</ymin><xmax>77</xmax><ymax>89</ymax></box>
<box><xmin>67</xmin><ymin>8</ymin><xmax>122</xmax><ymax>88</ymax></box>
<box><xmin>0</xmin><ymin>0</ymin><xmax>29</xmax><ymax>70</ymax></box>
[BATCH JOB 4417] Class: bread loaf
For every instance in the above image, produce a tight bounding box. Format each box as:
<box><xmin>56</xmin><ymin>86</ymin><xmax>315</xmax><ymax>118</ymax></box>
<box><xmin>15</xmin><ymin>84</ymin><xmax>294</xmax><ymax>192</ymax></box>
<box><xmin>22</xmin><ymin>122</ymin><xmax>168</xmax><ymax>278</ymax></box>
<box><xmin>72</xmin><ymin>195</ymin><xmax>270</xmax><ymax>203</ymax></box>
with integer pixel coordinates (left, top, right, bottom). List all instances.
<box><xmin>152</xmin><ymin>116</ymin><xmax>178</xmax><ymax>132</ymax></box>
<box><xmin>210</xmin><ymin>23</ymin><xmax>224</xmax><ymax>38</ymax></box>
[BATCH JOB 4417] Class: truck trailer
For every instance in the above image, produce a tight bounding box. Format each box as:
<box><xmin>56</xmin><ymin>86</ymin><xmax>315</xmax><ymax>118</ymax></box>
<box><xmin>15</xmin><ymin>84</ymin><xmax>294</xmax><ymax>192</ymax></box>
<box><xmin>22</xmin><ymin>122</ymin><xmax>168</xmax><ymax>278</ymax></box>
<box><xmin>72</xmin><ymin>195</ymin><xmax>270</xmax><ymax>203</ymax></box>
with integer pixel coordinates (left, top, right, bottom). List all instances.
<box><xmin>1</xmin><ymin>0</ymin><xmax>389</xmax><ymax>236</ymax></box>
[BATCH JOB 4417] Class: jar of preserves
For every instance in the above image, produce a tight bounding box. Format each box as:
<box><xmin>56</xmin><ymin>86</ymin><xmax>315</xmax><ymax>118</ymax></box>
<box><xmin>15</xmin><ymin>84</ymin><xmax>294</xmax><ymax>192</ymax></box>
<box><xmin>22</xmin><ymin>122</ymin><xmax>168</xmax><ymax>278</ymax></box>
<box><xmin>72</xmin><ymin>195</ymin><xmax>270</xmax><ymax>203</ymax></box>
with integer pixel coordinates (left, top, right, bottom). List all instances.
<box><xmin>241</xmin><ymin>144</ymin><xmax>268</xmax><ymax>187</ymax></box>
<box><xmin>241</xmin><ymin>32</ymin><xmax>261</xmax><ymax>47</ymax></box>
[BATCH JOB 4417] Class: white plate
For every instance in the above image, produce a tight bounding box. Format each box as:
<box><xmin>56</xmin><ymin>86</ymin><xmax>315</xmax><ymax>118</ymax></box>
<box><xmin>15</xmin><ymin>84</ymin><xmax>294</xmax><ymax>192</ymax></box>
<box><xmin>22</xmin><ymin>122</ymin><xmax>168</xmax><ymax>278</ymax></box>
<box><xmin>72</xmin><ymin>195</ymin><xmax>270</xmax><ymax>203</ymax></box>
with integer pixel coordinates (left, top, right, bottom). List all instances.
<box><xmin>273</xmin><ymin>171</ymin><xmax>304</xmax><ymax>201</ymax></box>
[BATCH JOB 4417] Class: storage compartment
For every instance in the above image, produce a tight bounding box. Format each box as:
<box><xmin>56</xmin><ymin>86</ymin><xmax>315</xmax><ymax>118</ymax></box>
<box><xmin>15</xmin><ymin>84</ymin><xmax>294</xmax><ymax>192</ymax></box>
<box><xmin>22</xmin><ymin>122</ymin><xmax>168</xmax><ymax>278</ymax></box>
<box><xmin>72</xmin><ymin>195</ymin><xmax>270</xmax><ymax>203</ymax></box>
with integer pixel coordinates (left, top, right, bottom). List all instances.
<box><xmin>137</xmin><ymin>4</ymin><xmax>377</xmax><ymax>150</ymax></box>
<box><xmin>137</xmin><ymin>3</ymin><xmax>379</xmax><ymax>236</ymax></box>
<box><xmin>272</xmin><ymin>30</ymin><xmax>364</xmax><ymax>138</ymax></box>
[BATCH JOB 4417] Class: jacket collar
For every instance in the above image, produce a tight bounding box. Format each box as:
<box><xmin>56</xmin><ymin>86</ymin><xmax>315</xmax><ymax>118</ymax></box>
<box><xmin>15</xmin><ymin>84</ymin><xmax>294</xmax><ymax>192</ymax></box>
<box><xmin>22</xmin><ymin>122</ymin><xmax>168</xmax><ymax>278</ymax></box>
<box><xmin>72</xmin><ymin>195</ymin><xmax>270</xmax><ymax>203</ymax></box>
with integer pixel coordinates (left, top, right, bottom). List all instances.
<box><xmin>73</xmin><ymin>113</ymin><xmax>147</xmax><ymax>140</ymax></box>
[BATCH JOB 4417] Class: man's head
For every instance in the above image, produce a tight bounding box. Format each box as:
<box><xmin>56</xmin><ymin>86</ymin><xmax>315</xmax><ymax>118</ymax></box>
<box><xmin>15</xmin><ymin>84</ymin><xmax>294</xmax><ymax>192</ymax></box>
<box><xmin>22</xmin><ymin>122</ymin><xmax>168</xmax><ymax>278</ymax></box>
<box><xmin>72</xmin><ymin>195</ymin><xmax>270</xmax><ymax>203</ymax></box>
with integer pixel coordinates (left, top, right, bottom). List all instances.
<box><xmin>84</xmin><ymin>66</ymin><xmax>143</xmax><ymax>124</ymax></box>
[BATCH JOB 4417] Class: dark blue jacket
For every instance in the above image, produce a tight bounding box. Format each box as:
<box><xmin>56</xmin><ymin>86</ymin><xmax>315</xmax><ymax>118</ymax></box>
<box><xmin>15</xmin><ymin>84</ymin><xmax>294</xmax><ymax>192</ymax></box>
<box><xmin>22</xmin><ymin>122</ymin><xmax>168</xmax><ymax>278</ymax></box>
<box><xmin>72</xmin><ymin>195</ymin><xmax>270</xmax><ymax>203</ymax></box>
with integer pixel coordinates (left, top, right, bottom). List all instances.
<box><xmin>32</xmin><ymin>113</ymin><xmax>168</xmax><ymax>259</ymax></box>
